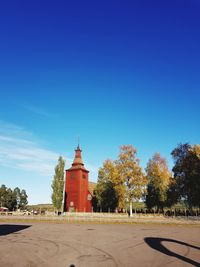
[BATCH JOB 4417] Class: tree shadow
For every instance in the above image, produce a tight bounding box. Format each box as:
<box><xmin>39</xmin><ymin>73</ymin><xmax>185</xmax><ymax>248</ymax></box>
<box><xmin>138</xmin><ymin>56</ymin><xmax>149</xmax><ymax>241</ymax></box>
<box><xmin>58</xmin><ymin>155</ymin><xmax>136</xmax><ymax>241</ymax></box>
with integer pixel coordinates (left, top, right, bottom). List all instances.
<box><xmin>0</xmin><ymin>224</ymin><xmax>31</xmax><ymax>236</ymax></box>
<box><xmin>144</xmin><ymin>237</ymin><xmax>200</xmax><ymax>266</ymax></box>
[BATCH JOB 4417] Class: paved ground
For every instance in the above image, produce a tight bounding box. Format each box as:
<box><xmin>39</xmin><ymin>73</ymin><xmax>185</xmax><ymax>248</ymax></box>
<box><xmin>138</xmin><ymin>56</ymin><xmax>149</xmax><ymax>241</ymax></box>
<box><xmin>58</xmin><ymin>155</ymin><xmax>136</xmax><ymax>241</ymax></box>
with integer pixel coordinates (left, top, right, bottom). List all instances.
<box><xmin>0</xmin><ymin>222</ymin><xmax>199</xmax><ymax>267</ymax></box>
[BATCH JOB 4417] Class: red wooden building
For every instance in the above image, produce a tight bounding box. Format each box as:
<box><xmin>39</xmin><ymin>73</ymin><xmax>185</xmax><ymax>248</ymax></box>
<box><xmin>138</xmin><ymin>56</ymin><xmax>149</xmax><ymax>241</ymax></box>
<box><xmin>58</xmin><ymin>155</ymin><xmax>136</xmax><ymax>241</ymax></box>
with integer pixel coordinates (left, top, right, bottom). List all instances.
<box><xmin>64</xmin><ymin>146</ymin><xmax>93</xmax><ymax>212</ymax></box>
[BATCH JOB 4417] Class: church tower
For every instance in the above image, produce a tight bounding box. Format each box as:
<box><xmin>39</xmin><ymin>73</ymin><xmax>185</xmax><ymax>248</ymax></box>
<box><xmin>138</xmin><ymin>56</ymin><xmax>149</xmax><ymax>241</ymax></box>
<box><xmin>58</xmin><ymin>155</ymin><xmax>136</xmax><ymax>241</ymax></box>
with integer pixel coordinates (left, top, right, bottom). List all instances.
<box><xmin>64</xmin><ymin>146</ymin><xmax>92</xmax><ymax>212</ymax></box>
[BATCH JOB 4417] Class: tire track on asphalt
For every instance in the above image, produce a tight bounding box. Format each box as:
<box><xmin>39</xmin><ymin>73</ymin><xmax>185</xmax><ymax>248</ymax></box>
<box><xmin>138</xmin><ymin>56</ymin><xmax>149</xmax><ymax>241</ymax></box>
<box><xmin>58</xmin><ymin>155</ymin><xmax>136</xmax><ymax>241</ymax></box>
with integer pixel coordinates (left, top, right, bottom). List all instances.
<box><xmin>91</xmin><ymin>246</ymin><xmax>120</xmax><ymax>267</ymax></box>
<box><xmin>59</xmin><ymin>238</ymin><xmax>120</xmax><ymax>267</ymax></box>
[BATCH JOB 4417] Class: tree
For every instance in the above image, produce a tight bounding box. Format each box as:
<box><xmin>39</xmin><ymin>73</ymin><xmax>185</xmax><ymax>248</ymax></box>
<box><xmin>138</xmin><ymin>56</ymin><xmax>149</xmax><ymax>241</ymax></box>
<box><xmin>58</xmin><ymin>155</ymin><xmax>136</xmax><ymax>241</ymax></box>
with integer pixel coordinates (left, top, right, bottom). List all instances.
<box><xmin>13</xmin><ymin>187</ymin><xmax>28</xmax><ymax>210</ymax></box>
<box><xmin>19</xmin><ymin>189</ymin><xmax>28</xmax><ymax>210</ymax></box>
<box><xmin>0</xmin><ymin>185</ymin><xmax>7</xmax><ymax>207</ymax></box>
<box><xmin>51</xmin><ymin>156</ymin><xmax>65</xmax><ymax>213</ymax></box>
<box><xmin>6</xmin><ymin>188</ymin><xmax>17</xmax><ymax>211</ymax></box>
<box><xmin>190</xmin><ymin>145</ymin><xmax>200</xmax><ymax>207</ymax></box>
<box><xmin>94</xmin><ymin>160</ymin><xmax>119</xmax><ymax>212</ymax></box>
<box><xmin>0</xmin><ymin>185</ymin><xmax>27</xmax><ymax>211</ymax></box>
<box><xmin>165</xmin><ymin>178</ymin><xmax>179</xmax><ymax>208</ymax></box>
<box><xmin>171</xmin><ymin>143</ymin><xmax>200</xmax><ymax>208</ymax></box>
<box><xmin>117</xmin><ymin>145</ymin><xmax>147</xmax><ymax>216</ymax></box>
<box><xmin>14</xmin><ymin>187</ymin><xmax>21</xmax><ymax>209</ymax></box>
<box><xmin>145</xmin><ymin>153</ymin><xmax>171</xmax><ymax>212</ymax></box>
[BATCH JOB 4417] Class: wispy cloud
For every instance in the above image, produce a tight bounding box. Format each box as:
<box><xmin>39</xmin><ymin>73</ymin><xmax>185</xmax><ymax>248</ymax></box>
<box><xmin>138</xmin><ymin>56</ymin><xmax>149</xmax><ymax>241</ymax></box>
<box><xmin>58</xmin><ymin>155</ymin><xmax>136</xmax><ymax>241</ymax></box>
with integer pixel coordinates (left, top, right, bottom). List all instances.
<box><xmin>0</xmin><ymin>121</ymin><xmax>99</xmax><ymax>181</ymax></box>
<box><xmin>0</xmin><ymin>121</ymin><xmax>60</xmax><ymax>176</ymax></box>
<box><xmin>22</xmin><ymin>104</ymin><xmax>57</xmax><ymax>118</ymax></box>
<box><xmin>0</xmin><ymin>121</ymin><xmax>33</xmax><ymax>138</ymax></box>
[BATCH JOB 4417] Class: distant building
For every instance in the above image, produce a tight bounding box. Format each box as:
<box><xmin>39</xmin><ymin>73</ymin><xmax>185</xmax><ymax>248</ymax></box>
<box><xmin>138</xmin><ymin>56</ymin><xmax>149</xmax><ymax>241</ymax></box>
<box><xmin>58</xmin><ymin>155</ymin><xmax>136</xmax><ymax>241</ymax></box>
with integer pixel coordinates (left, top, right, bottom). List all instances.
<box><xmin>0</xmin><ymin>207</ymin><xmax>8</xmax><ymax>212</ymax></box>
<box><xmin>64</xmin><ymin>146</ymin><xmax>95</xmax><ymax>212</ymax></box>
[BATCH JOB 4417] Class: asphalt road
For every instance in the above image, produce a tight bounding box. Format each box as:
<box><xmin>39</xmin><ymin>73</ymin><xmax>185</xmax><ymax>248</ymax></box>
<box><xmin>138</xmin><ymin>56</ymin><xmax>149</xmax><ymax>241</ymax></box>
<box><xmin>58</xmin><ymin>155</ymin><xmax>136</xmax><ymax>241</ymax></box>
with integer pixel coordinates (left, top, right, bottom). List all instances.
<box><xmin>0</xmin><ymin>222</ymin><xmax>199</xmax><ymax>267</ymax></box>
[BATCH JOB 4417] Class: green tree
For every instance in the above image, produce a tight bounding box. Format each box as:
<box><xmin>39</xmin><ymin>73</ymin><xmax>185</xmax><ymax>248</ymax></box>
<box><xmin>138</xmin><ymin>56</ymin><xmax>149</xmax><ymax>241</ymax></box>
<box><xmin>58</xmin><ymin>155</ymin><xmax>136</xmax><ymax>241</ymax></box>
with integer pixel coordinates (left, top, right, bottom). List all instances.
<box><xmin>146</xmin><ymin>153</ymin><xmax>171</xmax><ymax>212</ymax></box>
<box><xmin>117</xmin><ymin>145</ymin><xmax>147</xmax><ymax>216</ymax></box>
<box><xmin>14</xmin><ymin>187</ymin><xmax>21</xmax><ymax>209</ymax></box>
<box><xmin>51</xmin><ymin>156</ymin><xmax>65</xmax><ymax>213</ymax></box>
<box><xmin>6</xmin><ymin>188</ymin><xmax>17</xmax><ymax>211</ymax></box>
<box><xmin>13</xmin><ymin>187</ymin><xmax>28</xmax><ymax>210</ymax></box>
<box><xmin>0</xmin><ymin>184</ymin><xmax>7</xmax><ymax>207</ymax></box>
<box><xmin>0</xmin><ymin>185</ymin><xmax>28</xmax><ymax>211</ymax></box>
<box><xmin>165</xmin><ymin>178</ymin><xmax>179</xmax><ymax>208</ymax></box>
<box><xmin>19</xmin><ymin>189</ymin><xmax>28</xmax><ymax>210</ymax></box>
<box><xmin>94</xmin><ymin>160</ymin><xmax>119</xmax><ymax>212</ymax></box>
<box><xmin>171</xmin><ymin>143</ymin><xmax>200</xmax><ymax>208</ymax></box>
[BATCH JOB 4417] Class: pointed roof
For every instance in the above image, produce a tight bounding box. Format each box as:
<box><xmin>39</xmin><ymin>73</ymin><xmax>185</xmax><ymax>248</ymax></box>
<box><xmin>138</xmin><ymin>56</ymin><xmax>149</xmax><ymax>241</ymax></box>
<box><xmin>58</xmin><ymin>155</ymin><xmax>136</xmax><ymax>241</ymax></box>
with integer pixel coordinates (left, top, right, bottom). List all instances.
<box><xmin>67</xmin><ymin>146</ymin><xmax>89</xmax><ymax>172</ymax></box>
<box><xmin>72</xmin><ymin>145</ymin><xmax>84</xmax><ymax>166</ymax></box>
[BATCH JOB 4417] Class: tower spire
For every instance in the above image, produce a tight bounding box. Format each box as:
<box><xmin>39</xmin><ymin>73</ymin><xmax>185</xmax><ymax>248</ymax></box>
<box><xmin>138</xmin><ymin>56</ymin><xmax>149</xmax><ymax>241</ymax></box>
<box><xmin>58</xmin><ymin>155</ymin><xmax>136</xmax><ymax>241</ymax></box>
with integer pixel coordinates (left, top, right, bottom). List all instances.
<box><xmin>77</xmin><ymin>135</ymin><xmax>80</xmax><ymax>150</ymax></box>
<box><xmin>72</xmin><ymin>144</ymin><xmax>84</xmax><ymax>167</ymax></box>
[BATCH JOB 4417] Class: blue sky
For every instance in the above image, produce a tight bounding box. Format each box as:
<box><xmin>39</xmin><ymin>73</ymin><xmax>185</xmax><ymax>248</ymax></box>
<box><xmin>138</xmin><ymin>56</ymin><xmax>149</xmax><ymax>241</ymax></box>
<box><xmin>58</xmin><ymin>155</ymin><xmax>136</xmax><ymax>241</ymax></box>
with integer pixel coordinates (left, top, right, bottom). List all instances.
<box><xmin>0</xmin><ymin>1</ymin><xmax>200</xmax><ymax>204</ymax></box>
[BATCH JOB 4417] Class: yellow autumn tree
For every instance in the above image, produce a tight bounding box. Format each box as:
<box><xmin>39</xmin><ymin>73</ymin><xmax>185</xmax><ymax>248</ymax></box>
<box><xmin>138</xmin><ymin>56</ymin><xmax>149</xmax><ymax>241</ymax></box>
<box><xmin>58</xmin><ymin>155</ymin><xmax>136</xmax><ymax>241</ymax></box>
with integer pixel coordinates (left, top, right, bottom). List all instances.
<box><xmin>95</xmin><ymin>159</ymin><xmax>126</xmax><ymax>212</ymax></box>
<box><xmin>94</xmin><ymin>159</ymin><xmax>119</xmax><ymax>212</ymax></box>
<box><xmin>116</xmin><ymin>145</ymin><xmax>147</xmax><ymax>216</ymax></box>
<box><xmin>146</xmin><ymin>153</ymin><xmax>171</xmax><ymax>212</ymax></box>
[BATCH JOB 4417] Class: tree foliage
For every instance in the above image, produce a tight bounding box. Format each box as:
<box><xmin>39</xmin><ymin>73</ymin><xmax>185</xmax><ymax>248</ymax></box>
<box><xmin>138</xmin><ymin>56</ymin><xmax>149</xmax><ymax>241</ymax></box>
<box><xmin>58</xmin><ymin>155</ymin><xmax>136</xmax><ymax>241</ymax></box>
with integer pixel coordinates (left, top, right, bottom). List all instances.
<box><xmin>51</xmin><ymin>156</ymin><xmax>65</xmax><ymax>212</ymax></box>
<box><xmin>94</xmin><ymin>143</ymin><xmax>200</xmax><ymax>214</ymax></box>
<box><xmin>19</xmin><ymin>189</ymin><xmax>28</xmax><ymax>209</ymax></box>
<box><xmin>0</xmin><ymin>184</ymin><xmax>28</xmax><ymax>210</ymax></box>
<box><xmin>171</xmin><ymin>143</ymin><xmax>200</xmax><ymax>208</ymax></box>
<box><xmin>117</xmin><ymin>145</ymin><xmax>147</xmax><ymax>215</ymax></box>
<box><xmin>94</xmin><ymin>160</ymin><xmax>118</xmax><ymax>212</ymax></box>
<box><xmin>95</xmin><ymin>145</ymin><xmax>147</xmax><ymax>215</ymax></box>
<box><xmin>146</xmin><ymin>153</ymin><xmax>171</xmax><ymax>211</ymax></box>
<box><xmin>14</xmin><ymin>187</ymin><xmax>21</xmax><ymax>209</ymax></box>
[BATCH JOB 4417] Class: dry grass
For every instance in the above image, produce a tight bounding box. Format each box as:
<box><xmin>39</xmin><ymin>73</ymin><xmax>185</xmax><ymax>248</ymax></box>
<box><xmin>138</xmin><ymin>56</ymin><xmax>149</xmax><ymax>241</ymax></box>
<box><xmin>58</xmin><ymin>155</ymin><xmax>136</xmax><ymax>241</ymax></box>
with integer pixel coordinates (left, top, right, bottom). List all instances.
<box><xmin>0</xmin><ymin>214</ymin><xmax>200</xmax><ymax>227</ymax></box>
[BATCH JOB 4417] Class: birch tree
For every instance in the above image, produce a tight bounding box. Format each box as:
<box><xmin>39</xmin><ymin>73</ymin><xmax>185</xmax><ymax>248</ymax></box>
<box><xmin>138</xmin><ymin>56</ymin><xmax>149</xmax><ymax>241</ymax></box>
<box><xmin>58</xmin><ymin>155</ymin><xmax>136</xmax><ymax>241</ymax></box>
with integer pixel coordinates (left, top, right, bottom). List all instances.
<box><xmin>117</xmin><ymin>145</ymin><xmax>147</xmax><ymax>216</ymax></box>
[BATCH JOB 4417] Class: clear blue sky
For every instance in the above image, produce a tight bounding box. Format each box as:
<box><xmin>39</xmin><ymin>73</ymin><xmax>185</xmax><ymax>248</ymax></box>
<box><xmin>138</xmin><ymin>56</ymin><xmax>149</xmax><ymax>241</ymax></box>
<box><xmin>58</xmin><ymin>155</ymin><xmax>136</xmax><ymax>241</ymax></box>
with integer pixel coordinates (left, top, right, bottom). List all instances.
<box><xmin>0</xmin><ymin>0</ymin><xmax>200</xmax><ymax>204</ymax></box>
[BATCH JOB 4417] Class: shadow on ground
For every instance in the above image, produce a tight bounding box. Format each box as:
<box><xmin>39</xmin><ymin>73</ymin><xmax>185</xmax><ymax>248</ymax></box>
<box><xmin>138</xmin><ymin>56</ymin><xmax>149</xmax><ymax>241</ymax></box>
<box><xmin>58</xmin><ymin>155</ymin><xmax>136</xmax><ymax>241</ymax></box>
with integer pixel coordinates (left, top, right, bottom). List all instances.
<box><xmin>0</xmin><ymin>224</ymin><xmax>31</xmax><ymax>236</ymax></box>
<box><xmin>144</xmin><ymin>237</ymin><xmax>200</xmax><ymax>266</ymax></box>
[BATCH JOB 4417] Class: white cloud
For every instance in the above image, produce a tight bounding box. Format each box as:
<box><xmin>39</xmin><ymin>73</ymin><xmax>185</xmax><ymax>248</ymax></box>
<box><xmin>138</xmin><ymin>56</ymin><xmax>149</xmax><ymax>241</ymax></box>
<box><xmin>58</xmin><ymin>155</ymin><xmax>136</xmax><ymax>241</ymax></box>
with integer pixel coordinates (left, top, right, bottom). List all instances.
<box><xmin>0</xmin><ymin>121</ymin><xmax>60</xmax><ymax>176</ymax></box>
<box><xmin>0</xmin><ymin>121</ymin><xmax>99</xmax><ymax>204</ymax></box>
<box><xmin>0</xmin><ymin>121</ymin><xmax>99</xmax><ymax>182</ymax></box>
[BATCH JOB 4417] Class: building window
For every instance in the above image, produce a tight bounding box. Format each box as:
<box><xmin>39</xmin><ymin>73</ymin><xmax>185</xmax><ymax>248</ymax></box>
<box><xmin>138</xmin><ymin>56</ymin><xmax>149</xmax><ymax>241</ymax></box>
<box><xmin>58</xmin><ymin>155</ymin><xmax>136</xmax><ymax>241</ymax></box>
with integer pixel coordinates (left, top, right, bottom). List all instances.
<box><xmin>83</xmin><ymin>174</ymin><xmax>86</xmax><ymax>179</ymax></box>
